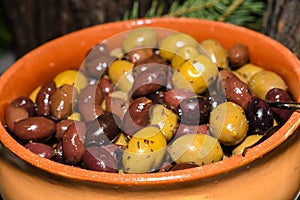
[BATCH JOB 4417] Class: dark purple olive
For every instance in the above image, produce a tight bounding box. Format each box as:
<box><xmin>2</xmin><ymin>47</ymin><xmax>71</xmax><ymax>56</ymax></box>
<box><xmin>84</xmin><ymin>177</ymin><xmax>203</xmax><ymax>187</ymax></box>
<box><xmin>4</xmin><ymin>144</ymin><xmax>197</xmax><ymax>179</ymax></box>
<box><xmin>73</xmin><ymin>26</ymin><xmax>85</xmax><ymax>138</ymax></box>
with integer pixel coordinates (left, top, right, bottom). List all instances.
<box><xmin>24</xmin><ymin>142</ymin><xmax>55</xmax><ymax>159</ymax></box>
<box><xmin>266</xmin><ymin>88</ymin><xmax>293</xmax><ymax>125</ymax></box>
<box><xmin>148</xmin><ymin>90</ymin><xmax>165</xmax><ymax>105</ymax></box>
<box><xmin>178</xmin><ymin>96</ymin><xmax>212</xmax><ymax>125</ymax></box>
<box><xmin>11</xmin><ymin>96</ymin><xmax>36</xmax><ymax>116</ymax></box>
<box><xmin>164</xmin><ymin>88</ymin><xmax>196</xmax><ymax>111</ymax></box>
<box><xmin>247</xmin><ymin>97</ymin><xmax>274</xmax><ymax>133</ymax></box>
<box><xmin>53</xmin><ymin>141</ymin><xmax>65</xmax><ymax>163</ymax></box>
<box><xmin>81</xmin><ymin>146</ymin><xmax>118</xmax><ymax>173</ymax></box>
<box><xmin>85</xmin><ymin>112</ymin><xmax>121</xmax><ymax>147</ymax></box>
<box><xmin>36</xmin><ymin>81</ymin><xmax>57</xmax><ymax>117</ymax></box>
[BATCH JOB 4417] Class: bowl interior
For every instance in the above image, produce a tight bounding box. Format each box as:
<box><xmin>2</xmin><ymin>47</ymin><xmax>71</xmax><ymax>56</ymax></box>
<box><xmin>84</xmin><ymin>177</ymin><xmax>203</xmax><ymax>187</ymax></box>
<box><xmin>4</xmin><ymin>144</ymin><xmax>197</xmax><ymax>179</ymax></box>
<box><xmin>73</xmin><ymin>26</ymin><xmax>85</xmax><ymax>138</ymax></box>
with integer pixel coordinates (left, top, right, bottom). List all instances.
<box><xmin>0</xmin><ymin>17</ymin><xmax>300</xmax><ymax>185</ymax></box>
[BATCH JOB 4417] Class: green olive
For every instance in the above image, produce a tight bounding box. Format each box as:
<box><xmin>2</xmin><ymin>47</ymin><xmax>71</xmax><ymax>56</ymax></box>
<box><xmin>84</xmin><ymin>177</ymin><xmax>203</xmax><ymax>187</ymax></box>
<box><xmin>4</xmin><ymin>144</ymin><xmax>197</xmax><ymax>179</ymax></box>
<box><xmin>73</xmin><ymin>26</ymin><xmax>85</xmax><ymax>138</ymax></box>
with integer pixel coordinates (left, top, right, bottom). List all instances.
<box><xmin>173</xmin><ymin>54</ymin><xmax>218</xmax><ymax>94</ymax></box>
<box><xmin>159</xmin><ymin>33</ymin><xmax>198</xmax><ymax>60</ymax></box>
<box><xmin>248</xmin><ymin>70</ymin><xmax>287</xmax><ymax>99</ymax></box>
<box><xmin>168</xmin><ymin>134</ymin><xmax>223</xmax><ymax>166</ymax></box>
<box><xmin>235</xmin><ymin>63</ymin><xmax>263</xmax><ymax>83</ymax></box>
<box><xmin>150</xmin><ymin>104</ymin><xmax>178</xmax><ymax>141</ymax></box>
<box><xmin>122</xmin><ymin>126</ymin><xmax>167</xmax><ymax>173</ymax></box>
<box><xmin>232</xmin><ymin>134</ymin><xmax>263</xmax><ymax>155</ymax></box>
<box><xmin>122</xmin><ymin>27</ymin><xmax>157</xmax><ymax>53</ymax></box>
<box><xmin>108</xmin><ymin>60</ymin><xmax>134</xmax><ymax>92</ymax></box>
<box><xmin>209</xmin><ymin>102</ymin><xmax>248</xmax><ymax>146</ymax></box>
<box><xmin>201</xmin><ymin>39</ymin><xmax>229</xmax><ymax>69</ymax></box>
<box><xmin>171</xmin><ymin>45</ymin><xmax>200</xmax><ymax>70</ymax></box>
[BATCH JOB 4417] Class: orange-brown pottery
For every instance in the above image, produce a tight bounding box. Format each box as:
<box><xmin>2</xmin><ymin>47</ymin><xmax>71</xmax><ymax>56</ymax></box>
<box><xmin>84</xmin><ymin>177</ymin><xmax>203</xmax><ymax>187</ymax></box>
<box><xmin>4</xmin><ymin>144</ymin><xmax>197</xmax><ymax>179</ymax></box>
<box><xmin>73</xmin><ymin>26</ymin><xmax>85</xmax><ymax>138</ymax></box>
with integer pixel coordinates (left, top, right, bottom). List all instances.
<box><xmin>0</xmin><ymin>18</ymin><xmax>300</xmax><ymax>200</ymax></box>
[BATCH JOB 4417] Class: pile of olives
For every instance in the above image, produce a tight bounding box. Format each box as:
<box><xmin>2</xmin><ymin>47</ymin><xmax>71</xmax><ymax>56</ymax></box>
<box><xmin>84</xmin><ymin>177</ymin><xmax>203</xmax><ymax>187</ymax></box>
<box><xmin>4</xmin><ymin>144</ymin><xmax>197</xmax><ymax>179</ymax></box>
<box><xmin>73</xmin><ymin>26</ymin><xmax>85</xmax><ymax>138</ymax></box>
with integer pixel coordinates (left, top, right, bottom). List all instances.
<box><xmin>4</xmin><ymin>27</ymin><xmax>295</xmax><ymax>174</ymax></box>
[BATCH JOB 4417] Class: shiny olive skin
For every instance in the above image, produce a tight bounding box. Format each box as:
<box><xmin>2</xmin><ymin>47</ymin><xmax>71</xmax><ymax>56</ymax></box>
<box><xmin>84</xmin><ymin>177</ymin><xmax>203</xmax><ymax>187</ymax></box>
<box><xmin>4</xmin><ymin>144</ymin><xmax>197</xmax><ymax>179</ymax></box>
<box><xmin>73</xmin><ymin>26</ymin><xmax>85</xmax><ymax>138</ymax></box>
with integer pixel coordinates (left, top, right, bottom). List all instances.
<box><xmin>247</xmin><ymin>96</ymin><xmax>274</xmax><ymax>133</ymax></box>
<box><xmin>105</xmin><ymin>90</ymin><xmax>129</xmax><ymax>120</ymax></box>
<box><xmin>14</xmin><ymin>117</ymin><xmax>56</xmax><ymax>141</ymax></box>
<box><xmin>266</xmin><ymin>88</ymin><xmax>293</xmax><ymax>125</ymax></box>
<box><xmin>85</xmin><ymin>112</ymin><xmax>121</xmax><ymax>147</ymax></box>
<box><xmin>62</xmin><ymin>121</ymin><xmax>86</xmax><ymax>164</ymax></box>
<box><xmin>50</xmin><ymin>84</ymin><xmax>77</xmax><ymax>120</ymax></box>
<box><xmin>174</xmin><ymin>123</ymin><xmax>209</xmax><ymax>139</ymax></box>
<box><xmin>36</xmin><ymin>81</ymin><xmax>57</xmax><ymax>117</ymax></box>
<box><xmin>24</xmin><ymin>142</ymin><xmax>55</xmax><ymax>159</ymax></box>
<box><xmin>98</xmin><ymin>76</ymin><xmax>114</xmax><ymax>96</ymax></box>
<box><xmin>235</xmin><ymin>63</ymin><xmax>263</xmax><ymax>83</ymax></box>
<box><xmin>55</xmin><ymin>119</ymin><xmax>75</xmax><ymax>139</ymax></box>
<box><xmin>78</xmin><ymin>84</ymin><xmax>104</xmax><ymax>122</ymax></box>
<box><xmin>131</xmin><ymin>64</ymin><xmax>167</xmax><ymax>98</ymax></box>
<box><xmin>81</xmin><ymin>146</ymin><xmax>118</xmax><ymax>173</ymax></box>
<box><xmin>11</xmin><ymin>96</ymin><xmax>36</xmax><ymax>117</ymax></box>
<box><xmin>178</xmin><ymin>96</ymin><xmax>212</xmax><ymax>125</ymax></box>
<box><xmin>127</xmin><ymin>48</ymin><xmax>154</xmax><ymax>64</ymax></box>
<box><xmin>169</xmin><ymin>134</ymin><xmax>223</xmax><ymax>166</ymax></box>
<box><xmin>122</xmin><ymin>97</ymin><xmax>152</xmax><ymax>136</ymax></box>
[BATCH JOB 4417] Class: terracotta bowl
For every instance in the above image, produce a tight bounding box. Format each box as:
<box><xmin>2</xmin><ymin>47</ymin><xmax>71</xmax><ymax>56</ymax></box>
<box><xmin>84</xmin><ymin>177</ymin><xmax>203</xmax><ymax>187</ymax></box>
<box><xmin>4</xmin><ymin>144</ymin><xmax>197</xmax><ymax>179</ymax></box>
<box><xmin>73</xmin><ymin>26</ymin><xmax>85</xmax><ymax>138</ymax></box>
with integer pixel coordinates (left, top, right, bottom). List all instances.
<box><xmin>0</xmin><ymin>18</ymin><xmax>300</xmax><ymax>200</ymax></box>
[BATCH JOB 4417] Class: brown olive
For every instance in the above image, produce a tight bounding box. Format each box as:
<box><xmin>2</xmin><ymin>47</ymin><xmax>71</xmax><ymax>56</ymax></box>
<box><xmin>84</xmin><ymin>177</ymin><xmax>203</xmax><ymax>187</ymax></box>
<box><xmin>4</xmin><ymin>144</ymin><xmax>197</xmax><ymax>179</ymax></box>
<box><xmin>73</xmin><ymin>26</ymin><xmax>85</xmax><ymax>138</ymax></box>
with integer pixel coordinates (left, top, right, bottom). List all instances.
<box><xmin>62</xmin><ymin>121</ymin><xmax>86</xmax><ymax>164</ymax></box>
<box><xmin>85</xmin><ymin>112</ymin><xmax>121</xmax><ymax>147</ymax></box>
<box><xmin>55</xmin><ymin>119</ymin><xmax>75</xmax><ymax>139</ymax></box>
<box><xmin>24</xmin><ymin>142</ymin><xmax>55</xmax><ymax>159</ymax></box>
<box><xmin>98</xmin><ymin>76</ymin><xmax>114</xmax><ymax>96</ymax></box>
<box><xmin>14</xmin><ymin>117</ymin><xmax>56</xmax><ymax>141</ymax></box>
<box><xmin>50</xmin><ymin>84</ymin><xmax>77</xmax><ymax>120</ymax></box>
<box><xmin>5</xmin><ymin>105</ymin><xmax>29</xmax><ymax>132</ymax></box>
<box><xmin>82</xmin><ymin>146</ymin><xmax>118</xmax><ymax>173</ymax></box>
<box><xmin>174</xmin><ymin>123</ymin><xmax>209</xmax><ymax>139</ymax></box>
<box><xmin>164</xmin><ymin>88</ymin><xmax>196</xmax><ymax>111</ymax></box>
<box><xmin>78</xmin><ymin>84</ymin><xmax>104</xmax><ymax>122</ymax></box>
<box><xmin>127</xmin><ymin>48</ymin><xmax>154</xmax><ymax>64</ymax></box>
<box><xmin>122</xmin><ymin>97</ymin><xmax>152</xmax><ymax>136</ymax></box>
<box><xmin>131</xmin><ymin>64</ymin><xmax>167</xmax><ymax>98</ymax></box>
<box><xmin>11</xmin><ymin>96</ymin><xmax>36</xmax><ymax>117</ymax></box>
<box><xmin>36</xmin><ymin>81</ymin><xmax>57</xmax><ymax>117</ymax></box>
<box><xmin>228</xmin><ymin>44</ymin><xmax>249</xmax><ymax>69</ymax></box>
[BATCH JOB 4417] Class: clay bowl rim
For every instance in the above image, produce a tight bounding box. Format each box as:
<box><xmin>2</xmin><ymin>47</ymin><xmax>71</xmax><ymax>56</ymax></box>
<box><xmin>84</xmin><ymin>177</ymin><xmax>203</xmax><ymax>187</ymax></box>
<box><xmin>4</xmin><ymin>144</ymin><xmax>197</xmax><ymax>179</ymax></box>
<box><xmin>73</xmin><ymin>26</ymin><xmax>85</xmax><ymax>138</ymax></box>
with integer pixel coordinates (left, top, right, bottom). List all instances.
<box><xmin>0</xmin><ymin>17</ymin><xmax>300</xmax><ymax>186</ymax></box>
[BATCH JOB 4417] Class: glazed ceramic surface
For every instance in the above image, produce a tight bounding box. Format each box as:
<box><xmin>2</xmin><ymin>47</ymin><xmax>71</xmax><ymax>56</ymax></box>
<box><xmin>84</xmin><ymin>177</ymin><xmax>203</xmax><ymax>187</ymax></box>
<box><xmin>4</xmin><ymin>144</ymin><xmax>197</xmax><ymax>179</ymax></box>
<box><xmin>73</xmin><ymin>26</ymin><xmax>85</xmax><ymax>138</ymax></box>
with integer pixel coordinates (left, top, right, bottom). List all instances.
<box><xmin>0</xmin><ymin>18</ymin><xmax>300</xmax><ymax>200</ymax></box>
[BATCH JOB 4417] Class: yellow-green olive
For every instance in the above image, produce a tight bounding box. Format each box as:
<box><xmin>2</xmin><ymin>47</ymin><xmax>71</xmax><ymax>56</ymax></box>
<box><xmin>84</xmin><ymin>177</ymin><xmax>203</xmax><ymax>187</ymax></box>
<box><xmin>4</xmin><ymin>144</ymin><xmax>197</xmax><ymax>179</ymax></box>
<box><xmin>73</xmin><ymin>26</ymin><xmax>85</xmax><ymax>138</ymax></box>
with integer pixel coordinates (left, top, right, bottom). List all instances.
<box><xmin>248</xmin><ymin>70</ymin><xmax>288</xmax><ymax>99</ymax></box>
<box><xmin>171</xmin><ymin>45</ymin><xmax>200</xmax><ymax>70</ymax></box>
<box><xmin>168</xmin><ymin>134</ymin><xmax>223</xmax><ymax>166</ymax></box>
<box><xmin>232</xmin><ymin>134</ymin><xmax>263</xmax><ymax>155</ymax></box>
<box><xmin>235</xmin><ymin>63</ymin><xmax>263</xmax><ymax>83</ymax></box>
<box><xmin>174</xmin><ymin>54</ymin><xmax>218</xmax><ymax>94</ymax></box>
<box><xmin>150</xmin><ymin>104</ymin><xmax>178</xmax><ymax>141</ymax></box>
<box><xmin>108</xmin><ymin>60</ymin><xmax>134</xmax><ymax>92</ymax></box>
<box><xmin>201</xmin><ymin>39</ymin><xmax>229</xmax><ymax>69</ymax></box>
<box><xmin>159</xmin><ymin>33</ymin><xmax>198</xmax><ymax>60</ymax></box>
<box><xmin>53</xmin><ymin>69</ymin><xmax>88</xmax><ymax>93</ymax></box>
<box><xmin>122</xmin><ymin>27</ymin><xmax>157</xmax><ymax>53</ymax></box>
<box><xmin>122</xmin><ymin>126</ymin><xmax>167</xmax><ymax>173</ymax></box>
<box><xmin>209</xmin><ymin>101</ymin><xmax>248</xmax><ymax>146</ymax></box>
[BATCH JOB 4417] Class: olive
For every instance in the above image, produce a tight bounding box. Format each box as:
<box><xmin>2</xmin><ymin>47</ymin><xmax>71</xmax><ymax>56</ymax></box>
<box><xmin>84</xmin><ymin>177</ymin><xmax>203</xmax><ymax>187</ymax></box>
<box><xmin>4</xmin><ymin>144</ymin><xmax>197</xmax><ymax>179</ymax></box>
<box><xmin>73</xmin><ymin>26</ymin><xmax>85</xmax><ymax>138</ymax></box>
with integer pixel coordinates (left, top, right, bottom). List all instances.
<box><xmin>55</xmin><ymin>119</ymin><xmax>75</xmax><ymax>139</ymax></box>
<box><xmin>11</xmin><ymin>96</ymin><xmax>36</xmax><ymax>117</ymax></box>
<box><xmin>248</xmin><ymin>70</ymin><xmax>287</xmax><ymax>99</ymax></box>
<box><xmin>50</xmin><ymin>84</ymin><xmax>77</xmax><ymax>120</ymax></box>
<box><xmin>175</xmin><ymin>54</ymin><xmax>218</xmax><ymax>94</ymax></box>
<box><xmin>122</xmin><ymin>27</ymin><xmax>157</xmax><ymax>53</ymax></box>
<box><xmin>247</xmin><ymin>96</ymin><xmax>274</xmax><ymax>133</ymax></box>
<box><xmin>5</xmin><ymin>105</ymin><xmax>29</xmax><ymax>132</ymax></box>
<box><xmin>210</xmin><ymin>102</ymin><xmax>248</xmax><ymax>146</ymax></box>
<box><xmin>53</xmin><ymin>69</ymin><xmax>88</xmax><ymax>93</ymax></box>
<box><xmin>36</xmin><ymin>81</ymin><xmax>57</xmax><ymax>117</ymax></box>
<box><xmin>159</xmin><ymin>33</ymin><xmax>198</xmax><ymax>60</ymax></box>
<box><xmin>150</xmin><ymin>104</ymin><xmax>178</xmax><ymax>141</ymax></box>
<box><xmin>62</xmin><ymin>121</ymin><xmax>86</xmax><ymax>164</ymax></box>
<box><xmin>232</xmin><ymin>135</ymin><xmax>263</xmax><ymax>155</ymax></box>
<box><xmin>98</xmin><ymin>76</ymin><xmax>114</xmax><ymax>96</ymax></box>
<box><xmin>130</xmin><ymin>64</ymin><xmax>167</xmax><ymax>98</ymax></box>
<box><xmin>24</xmin><ymin>142</ymin><xmax>55</xmax><ymax>159</ymax></box>
<box><xmin>122</xmin><ymin>126</ymin><xmax>167</xmax><ymax>173</ymax></box>
<box><xmin>169</xmin><ymin>162</ymin><xmax>199</xmax><ymax>171</ymax></box>
<box><xmin>168</xmin><ymin>134</ymin><xmax>223</xmax><ymax>166</ymax></box>
<box><xmin>105</xmin><ymin>90</ymin><xmax>129</xmax><ymax>120</ymax></box>
<box><xmin>122</xmin><ymin>97</ymin><xmax>152</xmax><ymax>136</ymax></box>
<box><xmin>127</xmin><ymin>48</ymin><xmax>154</xmax><ymax>64</ymax></box>
<box><xmin>235</xmin><ymin>63</ymin><xmax>263</xmax><ymax>83</ymax></box>
<box><xmin>85</xmin><ymin>112</ymin><xmax>121</xmax><ymax>147</ymax></box>
<box><xmin>228</xmin><ymin>44</ymin><xmax>249</xmax><ymax>69</ymax></box>
<box><xmin>171</xmin><ymin>45</ymin><xmax>200</xmax><ymax>70</ymax></box>
<box><xmin>81</xmin><ymin>146</ymin><xmax>118</xmax><ymax>173</ymax></box>
<box><xmin>164</xmin><ymin>88</ymin><xmax>196</xmax><ymax>111</ymax></box>
<box><xmin>178</xmin><ymin>96</ymin><xmax>211</xmax><ymax>125</ymax></box>
<box><xmin>201</xmin><ymin>39</ymin><xmax>229</xmax><ymax>69</ymax></box>
<box><xmin>266</xmin><ymin>88</ymin><xmax>293</xmax><ymax>124</ymax></box>
<box><xmin>108</xmin><ymin>60</ymin><xmax>134</xmax><ymax>92</ymax></box>
<box><xmin>14</xmin><ymin>117</ymin><xmax>56</xmax><ymax>141</ymax></box>
<box><xmin>174</xmin><ymin>123</ymin><xmax>209</xmax><ymax>139</ymax></box>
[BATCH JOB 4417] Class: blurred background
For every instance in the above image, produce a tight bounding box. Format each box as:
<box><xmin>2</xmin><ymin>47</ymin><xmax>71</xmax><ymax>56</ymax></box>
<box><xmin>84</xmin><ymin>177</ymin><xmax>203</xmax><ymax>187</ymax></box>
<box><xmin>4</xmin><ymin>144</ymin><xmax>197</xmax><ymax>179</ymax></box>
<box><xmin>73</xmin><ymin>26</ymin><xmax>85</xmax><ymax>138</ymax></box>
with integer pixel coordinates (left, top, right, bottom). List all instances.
<box><xmin>0</xmin><ymin>0</ymin><xmax>299</xmax><ymax>73</ymax></box>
